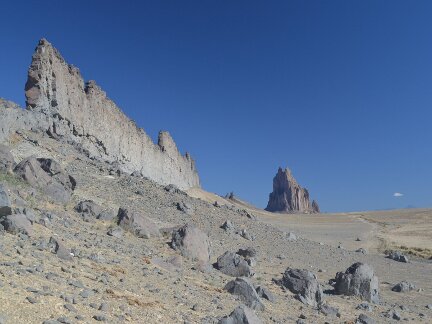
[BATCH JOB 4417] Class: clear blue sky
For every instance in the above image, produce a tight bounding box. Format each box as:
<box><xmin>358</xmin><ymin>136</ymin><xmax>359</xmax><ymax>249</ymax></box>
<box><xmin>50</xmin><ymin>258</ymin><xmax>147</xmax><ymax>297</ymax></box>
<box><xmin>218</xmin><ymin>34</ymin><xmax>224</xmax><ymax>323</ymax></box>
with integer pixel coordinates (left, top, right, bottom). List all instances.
<box><xmin>1</xmin><ymin>1</ymin><xmax>431</xmax><ymax>212</ymax></box>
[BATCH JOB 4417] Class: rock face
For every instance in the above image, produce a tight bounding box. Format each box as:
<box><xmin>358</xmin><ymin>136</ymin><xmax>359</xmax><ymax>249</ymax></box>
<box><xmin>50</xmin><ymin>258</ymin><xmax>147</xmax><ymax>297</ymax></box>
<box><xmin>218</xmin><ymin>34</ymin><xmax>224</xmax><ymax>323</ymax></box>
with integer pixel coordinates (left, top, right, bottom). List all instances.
<box><xmin>265</xmin><ymin>168</ymin><xmax>319</xmax><ymax>213</ymax></box>
<box><xmin>21</xmin><ymin>38</ymin><xmax>199</xmax><ymax>190</ymax></box>
<box><xmin>334</xmin><ymin>263</ymin><xmax>379</xmax><ymax>304</ymax></box>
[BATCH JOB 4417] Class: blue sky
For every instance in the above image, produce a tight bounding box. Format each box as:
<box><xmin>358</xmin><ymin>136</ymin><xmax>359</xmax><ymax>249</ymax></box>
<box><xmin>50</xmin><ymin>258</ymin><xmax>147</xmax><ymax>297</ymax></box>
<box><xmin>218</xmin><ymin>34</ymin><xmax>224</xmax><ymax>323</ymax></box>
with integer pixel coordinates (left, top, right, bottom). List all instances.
<box><xmin>1</xmin><ymin>1</ymin><xmax>431</xmax><ymax>212</ymax></box>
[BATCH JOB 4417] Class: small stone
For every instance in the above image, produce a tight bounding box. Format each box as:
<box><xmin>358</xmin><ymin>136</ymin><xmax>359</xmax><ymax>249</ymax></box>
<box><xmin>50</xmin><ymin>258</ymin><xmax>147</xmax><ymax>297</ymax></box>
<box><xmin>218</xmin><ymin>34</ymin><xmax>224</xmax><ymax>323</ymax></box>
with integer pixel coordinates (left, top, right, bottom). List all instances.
<box><xmin>64</xmin><ymin>304</ymin><xmax>77</xmax><ymax>313</ymax></box>
<box><xmin>93</xmin><ymin>315</ymin><xmax>107</xmax><ymax>321</ymax></box>
<box><xmin>26</xmin><ymin>296</ymin><xmax>37</xmax><ymax>304</ymax></box>
<box><xmin>99</xmin><ymin>302</ymin><xmax>109</xmax><ymax>311</ymax></box>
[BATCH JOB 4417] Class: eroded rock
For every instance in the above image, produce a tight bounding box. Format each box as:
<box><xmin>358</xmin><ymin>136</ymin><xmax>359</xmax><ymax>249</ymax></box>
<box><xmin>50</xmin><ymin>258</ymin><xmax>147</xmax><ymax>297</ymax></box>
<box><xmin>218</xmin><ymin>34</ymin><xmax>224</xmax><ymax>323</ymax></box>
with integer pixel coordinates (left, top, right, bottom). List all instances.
<box><xmin>280</xmin><ymin>268</ymin><xmax>323</xmax><ymax>307</ymax></box>
<box><xmin>334</xmin><ymin>263</ymin><xmax>379</xmax><ymax>304</ymax></box>
<box><xmin>224</xmin><ymin>277</ymin><xmax>264</xmax><ymax>311</ymax></box>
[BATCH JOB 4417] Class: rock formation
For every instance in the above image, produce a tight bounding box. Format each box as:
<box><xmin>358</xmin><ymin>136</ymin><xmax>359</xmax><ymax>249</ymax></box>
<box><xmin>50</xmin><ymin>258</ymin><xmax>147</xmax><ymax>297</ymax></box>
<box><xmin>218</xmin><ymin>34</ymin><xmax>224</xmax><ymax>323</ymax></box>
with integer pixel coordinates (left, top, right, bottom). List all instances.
<box><xmin>265</xmin><ymin>167</ymin><xmax>319</xmax><ymax>213</ymax></box>
<box><xmin>1</xmin><ymin>39</ymin><xmax>200</xmax><ymax>190</ymax></box>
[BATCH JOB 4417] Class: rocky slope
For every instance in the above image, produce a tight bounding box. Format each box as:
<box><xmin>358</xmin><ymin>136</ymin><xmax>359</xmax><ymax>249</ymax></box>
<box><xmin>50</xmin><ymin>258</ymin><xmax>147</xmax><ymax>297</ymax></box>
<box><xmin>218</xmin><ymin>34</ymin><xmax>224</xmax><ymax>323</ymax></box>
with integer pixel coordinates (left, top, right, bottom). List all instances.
<box><xmin>266</xmin><ymin>168</ymin><xmax>319</xmax><ymax>214</ymax></box>
<box><xmin>0</xmin><ymin>131</ymin><xmax>431</xmax><ymax>324</ymax></box>
<box><xmin>2</xmin><ymin>38</ymin><xmax>199</xmax><ymax>190</ymax></box>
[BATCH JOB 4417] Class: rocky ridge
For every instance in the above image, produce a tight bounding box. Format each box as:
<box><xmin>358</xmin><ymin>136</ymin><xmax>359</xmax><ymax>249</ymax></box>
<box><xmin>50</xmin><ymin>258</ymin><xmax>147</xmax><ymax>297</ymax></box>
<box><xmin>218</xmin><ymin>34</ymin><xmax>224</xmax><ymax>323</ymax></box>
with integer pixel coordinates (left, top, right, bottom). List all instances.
<box><xmin>265</xmin><ymin>167</ymin><xmax>319</xmax><ymax>214</ymax></box>
<box><xmin>1</xmin><ymin>38</ymin><xmax>199</xmax><ymax>190</ymax></box>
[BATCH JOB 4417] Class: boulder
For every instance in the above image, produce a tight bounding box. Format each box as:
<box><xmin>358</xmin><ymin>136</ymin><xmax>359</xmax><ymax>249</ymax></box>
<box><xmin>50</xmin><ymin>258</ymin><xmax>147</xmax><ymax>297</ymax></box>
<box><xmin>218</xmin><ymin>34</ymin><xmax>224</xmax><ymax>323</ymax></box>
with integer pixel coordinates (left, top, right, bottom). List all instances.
<box><xmin>221</xmin><ymin>220</ymin><xmax>234</xmax><ymax>231</ymax></box>
<box><xmin>117</xmin><ymin>208</ymin><xmax>160</xmax><ymax>239</ymax></box>
<box><xmin>265</xmin><ymin>167</ymin><xmax>318</xmax><ymax>213</ymax></box>
<box><xmin>224</xmin><ymin>277</ymin><xmax>265</xmax><ymax>311</ymax></box>
<box><xmin>334</xmin><ymin>263</ymin><xmax>379</xmax><ymax>304</ymax></box>
<box><xmin>219</xmin><ymin>305</ymin><xmax>262</xmax><ymax>324</ymax></box>
<box><xmin>387</xmin><ymin>251</ymin><xmax>409</xmax><ymax>263</ymax></box>
<box><xmin>48</xmin><ymin>237</ymin><xmax>72</xmax><ymax>261</ymax></box>
<box><xmin>176</xmin><ymin>201</ymin><xmax>194</xmax><ymax>215</ymax></box>
<box><xmin>215</xmin><ymin>251</ymin><xmax>254</xmax><ymax>277</ymax></box>
<box><xmin>14</xmin><ymin>157</ymin><xmax>75</xmax><ymax>203</ymax></box>
<box><xmin>0</xmin><ymin>214</ymin><xmax>33</xmax><ymax>236</ymax></box>
<box><xmin>391</xmin><ymin>281</ymin><xmax>416</xmax><ymax>293</ymax></box>
<box><xmin>237</xmin><ymin>247</ymin><xmax>257</xmax><ymax>259</ymax></box>
<box><xmin>75</xmin><ymin>200</ymin><xmax>103</xmax><ymax>218</ymax></box>
<box><xmin>107</xmin><ymin>226</ymin><xmax>123</xmax><ymax>238</ymax></box>
<box><xmin>171</xmin><ymin>223</ymin><xmax>211</xmax><ymax>266</ymax></box>
<box><xmin>255</xmin><ymin>286</ymin><xmax>276</xmax><ymax>302</ymax></box>
<box><xmin>280</xmin><ymin>268</ymin><xmax>323</xmax><ymax>307</ymax></box>
<box><xmin>356</xmin><ymin>314</ymin><xmax>376</xmax><ymax>324</ymax></box>
<box><xmin>0</xmin><ymin>144</ymin><xmax>15</xmax><ymax>172</ymax></box>
<box><xmin>0</xmin><ymin>184</ymin><xmax>12</xmax><ymax>217</ymax></box>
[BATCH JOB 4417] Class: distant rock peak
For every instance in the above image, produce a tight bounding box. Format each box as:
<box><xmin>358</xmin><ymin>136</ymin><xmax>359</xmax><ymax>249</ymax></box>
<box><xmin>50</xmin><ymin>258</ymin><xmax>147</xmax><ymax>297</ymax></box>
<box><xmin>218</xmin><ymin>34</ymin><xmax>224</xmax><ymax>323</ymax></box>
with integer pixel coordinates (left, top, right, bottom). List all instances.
<box><xmin>265</xmin><ymin>167</ymin><xmax>319</xmax><ymax>214</ymax></box>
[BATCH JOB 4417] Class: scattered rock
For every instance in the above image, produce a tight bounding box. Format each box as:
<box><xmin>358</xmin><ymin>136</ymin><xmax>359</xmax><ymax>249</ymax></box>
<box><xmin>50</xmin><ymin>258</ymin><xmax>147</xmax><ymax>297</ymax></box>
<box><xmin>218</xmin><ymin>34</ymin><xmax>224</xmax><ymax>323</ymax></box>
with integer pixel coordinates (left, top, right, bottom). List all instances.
<box><xmin>14</xmin><ymin>157</ymin><xmax>76</xmax><ymax>203</ymax></box>
<box><xmin>117</xmin><ymin>208</ymin><xmax>161</xmax><ymax>239</ymax></box>
<box><xmin>107</xmin><ymin>226</ymin><xmax>123</xmax><ymax>238</ymax></box>
<box><xmin>334</xmin><ymin>263</ymin><xmax>379</xmax><ymax>304</ymax></box>
<box><xmin>0</xmin><ymin>214</ymin><xmax>33</xmax><ymax>236</ymax></box>
<box><xmin>319</xmin><ymin>304</ymin><xmax>339</xmax><ymax>317</ymax></box>
<box><xmin>48</xmin><ymin>237</ymin><xmax>72</xmax><ymax>261</ymax></box>
<box><xmin>171</xmin><ymin>223</ymin><xmax>211</xmax><ymax>267</ymax></box>
<box><xmin>356</xmin><ymin>313</ymin><xmax>376</xmax><ymax>324</ymax></box>
<box><xmin>224</xmin><ymin>277</ymin><xmax>265</xmax><ymax>311</ymax></box>
<box><xmin>387</xmin><ymin>251</ymin><xmax>409</xmax><ymax>263</ymax></box>
<box><xmin>177</xmin><ymin>201</ymin><xmax>194</xmax><ymax>215</ymax></box>
<box><xmin>392</xmin><ymin>281</ymin><xmax>416</xmax><ymax>293</ymax></box>
<box><xmin>221</xmin><ymin>220</ymin><xmax>234</xmax><ymax>231</ymax></box>
<box><xmin>255</xmin><ymin>286</ymin><xmax>276</xmax><ymax>302</ymax></box>
<box><xmin>385</xmin><ymin>309</ymin><xmax>401</xmax><ymax>320</ymax></box>
<box><xmin>218</xmin><ymin>304</ymin><xmax>262</xmax><ymax>324</ymax></box>
<box><xmin>0</xmin><ymin>184</ymin><xmax>12</xmax><ymax>217</ymax></box>
<box><xmin>0</xmin><ymin>144</ymin><xmax>15</xmax><ymax>172</ymax></box>
<box><xmin>279</xmin><ymin>268</ymin><xmax>323</xmax><ymax>307</ymax></box>
<box><xmin>356</xmin><ymin>248</ymin><xmax>367</xmax><ymax>254</ymax></box>
<box><xmin>215</xmin><ymin>251</ymin><xmax>254</xmax><ymax>277</ymax></box>
<box><xmin>356</xmin><ymin>302</ymin><xmax>372</xmax><ymax>312</ymax></box>
<box><xmin>285</xmin><ymin>232</ymin><xmax>297</xmax><ymax>241</ymax></box>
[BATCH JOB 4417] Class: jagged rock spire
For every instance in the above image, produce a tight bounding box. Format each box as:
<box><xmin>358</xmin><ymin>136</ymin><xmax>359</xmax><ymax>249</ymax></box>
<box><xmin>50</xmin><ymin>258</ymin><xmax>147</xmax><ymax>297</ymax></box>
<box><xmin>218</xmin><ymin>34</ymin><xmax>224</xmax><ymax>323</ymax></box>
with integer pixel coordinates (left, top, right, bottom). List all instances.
<box><xmin>265</xmin><ymin>167</ymin><xmax>319</xmax><ymax>213</ymax></box>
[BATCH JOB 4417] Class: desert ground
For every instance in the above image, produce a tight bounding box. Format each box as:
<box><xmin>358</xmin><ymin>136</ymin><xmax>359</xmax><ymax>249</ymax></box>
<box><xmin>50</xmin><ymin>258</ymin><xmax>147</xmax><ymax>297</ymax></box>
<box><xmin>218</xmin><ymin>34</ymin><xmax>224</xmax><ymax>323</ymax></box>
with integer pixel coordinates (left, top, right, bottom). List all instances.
<box><xmin>0</xmin><ymin>131</ymin><xmax>431</xmax><ymax>324</ymax></box>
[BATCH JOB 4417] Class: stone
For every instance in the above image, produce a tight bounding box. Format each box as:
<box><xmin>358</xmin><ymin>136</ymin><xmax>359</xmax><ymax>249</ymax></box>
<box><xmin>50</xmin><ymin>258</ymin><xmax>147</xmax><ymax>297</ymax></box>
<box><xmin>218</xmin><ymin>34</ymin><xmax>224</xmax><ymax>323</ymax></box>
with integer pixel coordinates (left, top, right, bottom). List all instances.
<box><xmin>0</xmin><ymin>144</ymin><xmax>15</xmax><ymax>172</ymax></box>
<box><xmin>356</xmin><ymin>314</ymin><xmax>376</xmax><ymax>324</ymax></box>
<box><xmin>75</xmin><ymin>200</ymin><xmax>103</xmax><ymax>218</ymax></box>
<box><xmin>391</xmin><ymin>281</ymin><xmax>416</xmax><ymax>292</ymax></box>
<box><xmin>255</xmin><ymin>286</ymin><xmax>276</xmax><ymax>302</ymax></box>
<box><xmin>14</xmin><ymin>157</ymin><xmax>75</xmax><ymax>203</ymax></box>
<box><xmin>107</xmin><ymin>226</ymin><xmax>123</xmax><ymax>238</ymax></box>
<box><xmin>224</xmin><ymin>278</ymin><xmax>265</xmax><ymax>311</ymax></box>
<box><xmin>177</xmin><ymin>201</ymin><xmax>194</xmax><ymax>215</ymax></box>
<box><xmin>280</xmin><ymin>268</ymin><xmax>323</xmax><ymax>307</ymax></box>
<box><xmin>48</xmin><ymin>237</ymin><xmax>72</xmax><ymax>261</ymax></box>
<box><xmin>221</xmin><ymin>220</ymin><xmax>234</xmax><ymax>231</ymax></box>
<box><xmin>215</xmin><ymin>251</ymin><xmax>254</xmax><ymax>277</ymax></box>
<box><xmin>265</xmin><ymin>167</ymin><xmax>318</xmax><ymax>213</ymax></box>
<box><xmin>285</xmin><ymin>232</ymin><xmax>297</xmax><ymax>241</ymax></box>
<box><xmin>117</xmin><ymin>208</ymin><xmax>160</xmax><ymax>239</ymax></box>
<box><xmin>237</xmin><ymin>247</ymin><xmax>257</xmax><ymax>259</ymax></box>
<box><xmin>0</xmin><ymin>184</ymin><xmax>12</xmax><ymax>217</ymax></box>
<box><xmin>171</xmin><ymin>223</ymin><xmax>211</xmax><ymax>266</ymax></box>
<box><xmin>218</xmin><ymin>305</ymin><xmax>262</xmax><ymax>324</ymax></box>
<box><xmin>386</xmin><ymin>309</ymin><xmax>401</xmax><ymax>320</ymax></box>
<box><xmin>356</xmin><ymin>302</ymin><xmax>372</xmax><ymax>312</ymax></box>
<box><xmin>23</xmin><ymin>39</ymin><xmax>199</xmax><ymax>190</ymax></box>
<box><xmin>356</xmin><ymin>248</ymin><xmax>367</xmax><ymax>254</ymax></box>
<box><xmin>319</xmin><ymin>304</ymin><xmax>339</xmax><ymax>317</ymax></box>
<box><xmin>334</xmin><ymin>263</ymin><xmax>379</xmax><ymax>304</ymax></box>
<box><xmin>387</xmin><ymin>251</ymin><xmax>409</xmax><ymax>263</ymax></box>
<box><xmin>0</xmin><ymin>214</ymin><xmax>33</xmax><ymax>236</ymax></box>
